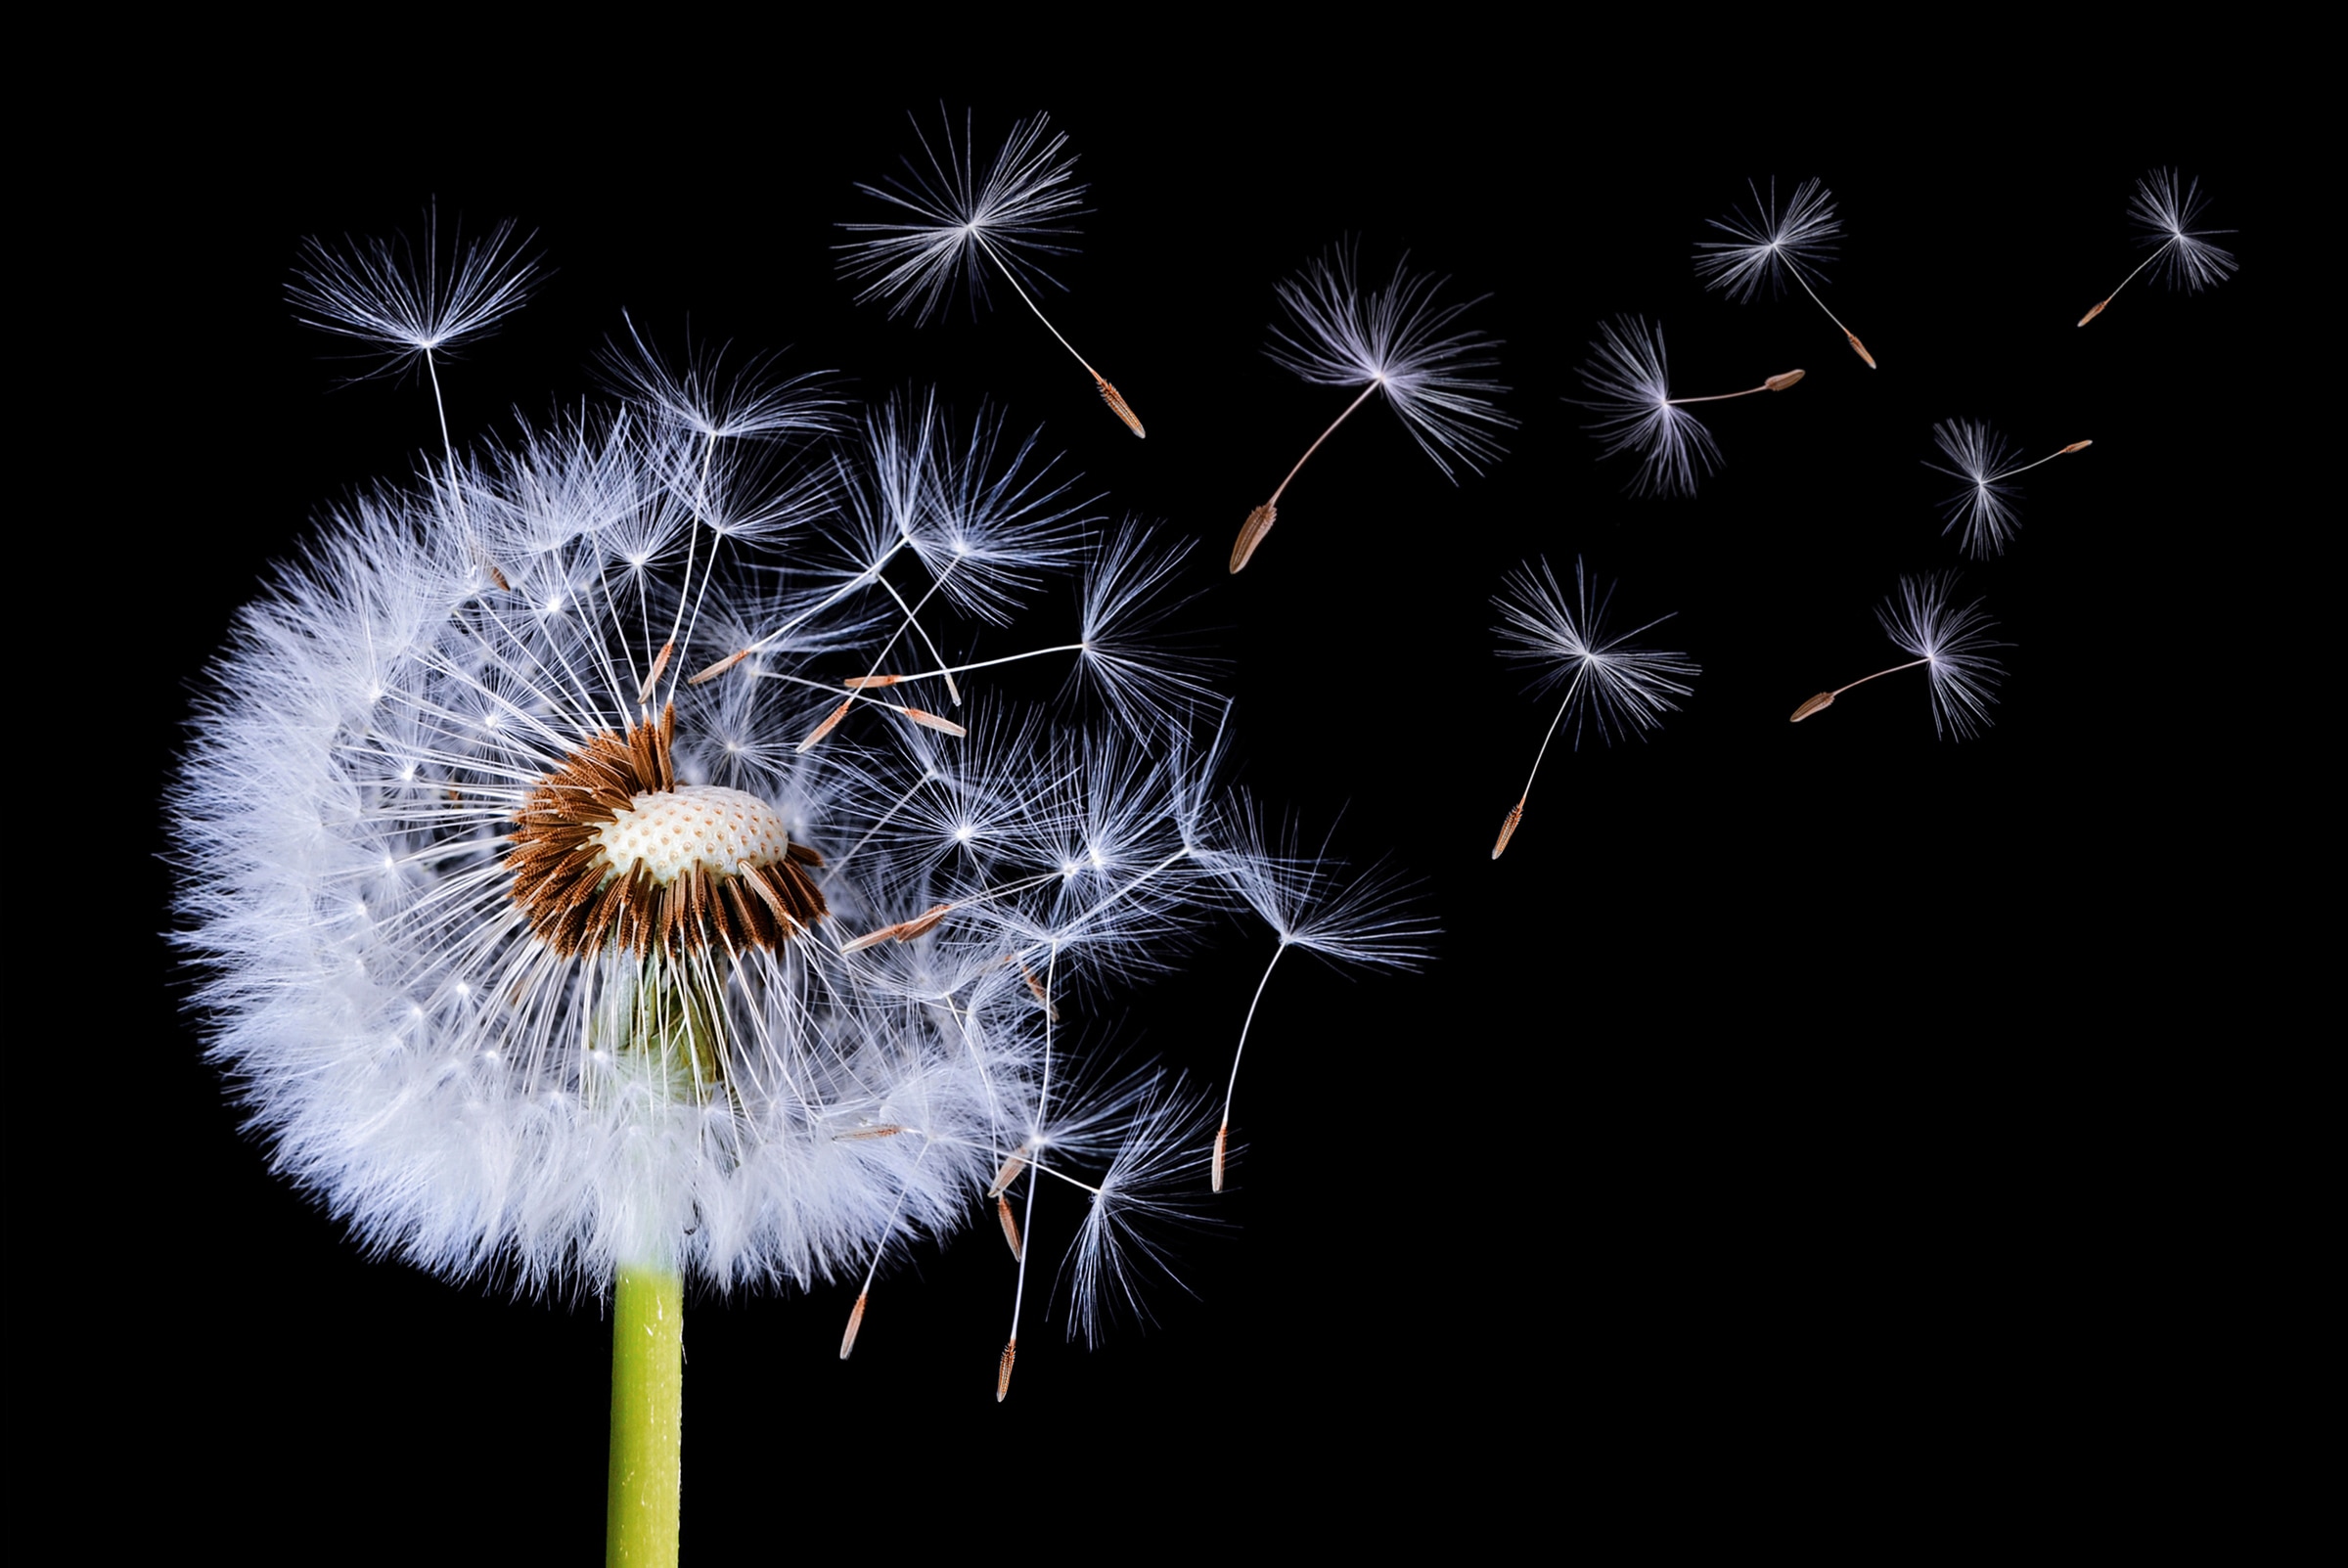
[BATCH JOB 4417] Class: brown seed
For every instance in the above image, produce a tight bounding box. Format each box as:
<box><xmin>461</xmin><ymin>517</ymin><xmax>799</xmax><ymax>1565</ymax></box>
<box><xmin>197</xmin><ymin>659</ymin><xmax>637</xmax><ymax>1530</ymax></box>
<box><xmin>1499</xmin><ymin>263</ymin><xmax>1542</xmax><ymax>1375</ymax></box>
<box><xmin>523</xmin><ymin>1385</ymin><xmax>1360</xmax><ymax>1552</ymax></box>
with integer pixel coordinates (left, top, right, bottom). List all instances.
<box><xmin>896</xmin><ymin>903</ymin><xmax>953</xmax><ymax>941</ymax></box>
<box><xmin>840</xmin><ymin>1293</ymin><xmax>868</xmax><ymax>1360</ymax></box>
<box><xmin>797</xmin><ymin>697</ymin><xmax>854</xmax><ymax>752</ymax></box>
<box><xmin>835</xmin><ymin>1124</ymin><xmax>904</xmax><ymax>1141</ymax></box>
<box><xmin>997</xmin><ymin>1338</ymin><xmax>1016</xmax><ymax>1403</ymax></box>
<box><xmin>838</xmin><ymin>923</ymin><xmax>903</xmax><ymax>955</ymax></box>
<box><xmin>1232</xmin><ymin>503</ymin><xmax>1278</xmax><ymax>574</ymax></box>
<box><xmin>900</xmin><ymin>707</ymin><xmax>969</xmax><ymax>738</ymax></box>
<box><xmin>1095</xmin><ymin>375</ymin><xmax>1146</xmax><ymax>439</ymax></box>
<box><xmin>637</xmin><ymin>641</ymin><xmax>675</xmax><ymax>705</ymax></box>
<box><xmin>1844</xmin><ymin>331</ymin><xmax>1877</xmax><ymax>369</ymax></box>
<box><xmin>688</xmin><ymin>648</ymin><xmax>752</xmax><ymax>686</ymax></box>
<box><xmin>1789</xmin><ymin>691</ymin><xmax>1836</xmax><ymax>723</ymax></box>
<box><xmin>2061</xmin><ymin>439</ymin><xmax>2095</xmax><ymax>454</ymax></box>
<box><xmin>1020</xmin><ymin>962</ymin><xmax>1059</xmax><ymax>1021</ymax></box>
<box><xmin>1492</xmin><ymin>800</ymin><xmax>1525</xmax><ymax>860</ymax></box>
<box><xmin>487</xmin><ymin>561</ymin><xmax>513</xmax><ymax>592</ymax></box>
<box><xmin>997</xmin><ymin>1193</ymin><xmax>1023</xmax><ymax>1261</ymax></box>
<box><xmin>1211</xmin><ymin>1126</ymin><xmax>1229</xmax><ymax>1194</ymax></box>
<box><xmin>1764</xmin><ymin>369</ymin><xmax>1807</xmax><ymax>392</ymax></box>
<box><xmin>2077</xmin><ymin>299</ymin><xmax>2109</xmax><ymax>328</ymax></box>
<box><xmin>988</xmin><ymin>1145</ymin><xmax>1028</xmax><ymax>1199</ymax></box>
<box><xmin>842</xmin><ymin>674</ymin><xmax>900</xmax><ymax>689</ymax></box>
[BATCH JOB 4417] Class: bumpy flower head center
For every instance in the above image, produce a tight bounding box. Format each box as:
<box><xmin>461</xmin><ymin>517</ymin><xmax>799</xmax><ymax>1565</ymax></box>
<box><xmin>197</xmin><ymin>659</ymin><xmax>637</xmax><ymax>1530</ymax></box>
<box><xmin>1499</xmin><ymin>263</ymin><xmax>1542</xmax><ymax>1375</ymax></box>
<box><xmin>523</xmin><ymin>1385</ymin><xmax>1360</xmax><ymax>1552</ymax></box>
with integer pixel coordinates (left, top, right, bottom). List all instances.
<box><xmin>506</xmin><ymin>703</ymin><xmax>828</xmax><ymax>958</ymax></box>
<box><xmin>592</xmin><ymin>786</ymin><xmax>794</xmax><ymax>885</ymax></box>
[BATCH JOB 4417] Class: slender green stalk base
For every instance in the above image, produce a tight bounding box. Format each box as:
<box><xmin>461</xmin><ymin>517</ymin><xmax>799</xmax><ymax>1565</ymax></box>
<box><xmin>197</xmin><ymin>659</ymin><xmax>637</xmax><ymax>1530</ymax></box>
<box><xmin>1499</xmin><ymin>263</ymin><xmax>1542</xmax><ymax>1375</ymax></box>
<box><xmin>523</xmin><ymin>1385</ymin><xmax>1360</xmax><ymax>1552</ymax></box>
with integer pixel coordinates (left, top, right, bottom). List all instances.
<box><xmin>607</xmin><ymin>1266</ymin><xmax>684</xmax><ymax>1568</ymax></box>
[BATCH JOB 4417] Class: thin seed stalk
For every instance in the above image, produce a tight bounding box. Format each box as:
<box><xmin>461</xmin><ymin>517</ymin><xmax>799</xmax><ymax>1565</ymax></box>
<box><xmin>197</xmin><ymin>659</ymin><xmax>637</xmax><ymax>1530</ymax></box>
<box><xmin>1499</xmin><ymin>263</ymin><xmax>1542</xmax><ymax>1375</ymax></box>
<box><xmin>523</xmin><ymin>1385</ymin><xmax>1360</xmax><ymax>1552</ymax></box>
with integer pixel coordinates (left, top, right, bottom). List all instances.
<box><xmin>607</xmin><ymin>1265</ymin><xmax>684</xmax><ymax>1568</ymax></box>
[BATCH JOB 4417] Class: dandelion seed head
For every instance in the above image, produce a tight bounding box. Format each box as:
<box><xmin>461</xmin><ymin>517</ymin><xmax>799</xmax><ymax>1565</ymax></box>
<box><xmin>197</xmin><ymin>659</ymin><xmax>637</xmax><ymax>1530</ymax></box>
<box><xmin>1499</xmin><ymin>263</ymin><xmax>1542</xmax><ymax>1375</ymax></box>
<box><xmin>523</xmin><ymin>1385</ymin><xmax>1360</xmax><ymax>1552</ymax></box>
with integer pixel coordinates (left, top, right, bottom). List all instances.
<box><xmin>179</xmin><ymin>287</ymin><xmax>1244</xmax><ymax>1304</ymax></box>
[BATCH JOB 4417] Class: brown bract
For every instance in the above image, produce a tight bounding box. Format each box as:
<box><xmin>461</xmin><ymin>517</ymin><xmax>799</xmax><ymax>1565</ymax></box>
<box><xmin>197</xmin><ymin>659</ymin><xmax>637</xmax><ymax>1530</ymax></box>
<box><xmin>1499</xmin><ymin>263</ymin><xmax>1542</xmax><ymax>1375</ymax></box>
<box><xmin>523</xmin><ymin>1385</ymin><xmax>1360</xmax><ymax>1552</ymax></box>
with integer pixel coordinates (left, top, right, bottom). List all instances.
<box><xmin>506</xmin><ymin>701</ymin><xmax>828</xmax><ymax>958</ymax></box>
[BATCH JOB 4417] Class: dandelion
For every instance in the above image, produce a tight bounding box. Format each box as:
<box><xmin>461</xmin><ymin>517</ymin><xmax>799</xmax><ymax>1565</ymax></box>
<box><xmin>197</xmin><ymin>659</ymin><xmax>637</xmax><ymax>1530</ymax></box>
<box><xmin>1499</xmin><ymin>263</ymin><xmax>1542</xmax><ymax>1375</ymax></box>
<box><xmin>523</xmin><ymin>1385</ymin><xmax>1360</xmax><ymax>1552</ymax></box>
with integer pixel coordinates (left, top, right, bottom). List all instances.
<box><xmin>1232</xmin><ymin>243</ymin><xmax>1513</xmax><ymax>572</ymax></box>
<box><xmin>1694</xmin><ymin>176</ymin><xmax>1877</xmax><ymax>367</ymax></box>
<box><xmin>1202</xmin><ymin>801</ymin><xmax>1433</xmax><ymax>1188</ymax></box>
<box><xmin>1490</xmin><ymin>559</ymin><xmax>1696</xmax><ymax>858</ymax></box>
<box><xmin>2078</xmin><ymin>168</ymin><xmax>2237</xmax><ymax>327</ymax></box>
<box><xmin>838</xmin><ymin>108</ymin><xmax>1145</xmax><ymax>437</ymax></box>
<box><xmin>179</xmin><ymin>227</ymin><xmax>1277</xmax><ymax>1562</ymax></box>
<box><xmin>1574</xmin><ymin>316</ymin><xmax>1803</xmax><ymax>499</ymax></box>
<box><xmin>1789</xmin><ymin>571</ymin><xmax>2006</xmax><ymax>739</ymax></box>
<box><xmin>1926</xmin><ymin>421</ymin><xmax>2093</xmax><ymax>558</ymax></box>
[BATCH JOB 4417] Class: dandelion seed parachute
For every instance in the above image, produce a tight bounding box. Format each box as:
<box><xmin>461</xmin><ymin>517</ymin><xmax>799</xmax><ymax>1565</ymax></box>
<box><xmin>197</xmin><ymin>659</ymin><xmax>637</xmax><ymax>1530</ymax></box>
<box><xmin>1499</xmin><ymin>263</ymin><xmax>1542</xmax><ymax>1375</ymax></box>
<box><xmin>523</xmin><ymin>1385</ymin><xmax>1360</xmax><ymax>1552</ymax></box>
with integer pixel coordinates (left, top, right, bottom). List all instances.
<box><xmin>1693</xmin><ymin>176</ymin><xmax>1877</xmax><ymax>367</ymax></box>
<box><xmin>838</xmin><ymin>108</ymin><xmax>1145</xmax><ymax>436</ymax></box>
<box><xmin>1575</xmin><ymin>316</ymin><xmax>1716</xmax><ymax>499</ymax></box>
<box><xmin>1572</xmin><ymin>317</ymin><xmax>1800</xmax><ymax>500</ymax></box>
<box><xmin>1233</xmin><ymin>243</ymin><xmax>1513</xmax><ymax>571</ymax></box>
<box><xmin>1788</xmin><ymin>572</ymin><xmax>2006</xmax><ymax>739</ymax></box>
<box><xmin>1489</xmin><ymin>559</ymin><xmax>1696</xmax><ymax>856</ymax></box>
<box><xmin>2078</xmin><ymin>168</ymin><xmax>2237</xmax><ymax>326</ymax></box>
<box><xmin>1925</xmin><ymin>421</ymin><xmax>2094</xmax><ymax>559</ymax></box>
<box><xmin>1203</xmin><ymin>801</ymin><xmax>1433</xmax><ymax>1187</ymax></box>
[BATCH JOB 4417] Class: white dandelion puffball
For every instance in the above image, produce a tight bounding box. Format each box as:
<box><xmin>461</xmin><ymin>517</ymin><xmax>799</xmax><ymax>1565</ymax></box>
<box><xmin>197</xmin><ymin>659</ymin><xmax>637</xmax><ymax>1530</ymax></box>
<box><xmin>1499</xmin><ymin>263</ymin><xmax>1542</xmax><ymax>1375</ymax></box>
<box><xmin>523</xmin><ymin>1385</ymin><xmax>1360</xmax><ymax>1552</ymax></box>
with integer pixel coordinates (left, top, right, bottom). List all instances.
<box><xmin>173</xmin><ymin>380</ymin><xmax>1234</xmax><ymax>1307</ymax></box>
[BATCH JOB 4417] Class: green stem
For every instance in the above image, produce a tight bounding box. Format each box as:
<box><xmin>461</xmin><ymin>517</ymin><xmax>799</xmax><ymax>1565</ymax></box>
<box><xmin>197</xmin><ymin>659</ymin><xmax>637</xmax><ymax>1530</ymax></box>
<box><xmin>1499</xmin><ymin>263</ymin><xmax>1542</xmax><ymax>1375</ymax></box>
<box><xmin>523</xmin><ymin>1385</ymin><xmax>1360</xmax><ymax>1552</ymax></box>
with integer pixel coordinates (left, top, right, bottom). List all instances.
<box><xmin>607</xmin><ymin>1266</ymin><xmax>684</xmax><ymax>1568</ymax></box>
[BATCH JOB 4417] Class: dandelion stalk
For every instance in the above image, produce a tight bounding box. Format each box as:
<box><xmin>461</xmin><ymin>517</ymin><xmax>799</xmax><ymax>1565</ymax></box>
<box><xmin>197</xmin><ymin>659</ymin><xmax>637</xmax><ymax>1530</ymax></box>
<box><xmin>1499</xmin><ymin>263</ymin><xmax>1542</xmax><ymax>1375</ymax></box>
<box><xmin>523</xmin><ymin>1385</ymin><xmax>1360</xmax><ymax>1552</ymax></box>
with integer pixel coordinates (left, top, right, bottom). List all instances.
<box><xmin>607</xmin><ymin>1265</ymin><xmax>684</xmax><ymax>1568</ymax></box>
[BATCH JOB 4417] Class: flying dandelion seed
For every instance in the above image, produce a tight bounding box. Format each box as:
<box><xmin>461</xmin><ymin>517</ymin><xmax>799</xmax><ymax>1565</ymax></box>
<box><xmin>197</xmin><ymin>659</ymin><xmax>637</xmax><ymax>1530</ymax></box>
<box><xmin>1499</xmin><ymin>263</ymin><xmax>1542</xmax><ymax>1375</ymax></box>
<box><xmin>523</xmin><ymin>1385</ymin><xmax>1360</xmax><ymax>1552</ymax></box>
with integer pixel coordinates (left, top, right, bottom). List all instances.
<box><xmin>2078</xmin><ymin>168</ymin><xmax>2237</xmax><ymax>327</ymax></box>
<box><xmin>1203</xmin><ymin>800</ymin><xmax>1433</xmax><ymax>1187</ymax></box>
<box><xmin>1926</xmin><ymin>420</ymin><xmax>2093</xmax><ymax>558</ymax></box>
<box><xmin>177</xmin><ymin>222</ymin><xmax>1308</xmax><ymax>1563</ymax></box>
<box><xmin>1694</xmin><ymin>177</ymin><xmax>1877</xmax><ymax>367</ymax></box>
<box><xmin>1232</xmin><ymin>242</ymin><xmax>1513</xmax><ymax>572</ymax></box>
<box><xmin>1789</xmin><ymin>571</ymin><xmax>2007</xmax><ymax>739</ymax></box>
<box><xmin>1574</xmin><ymin>316</ymin><xmax>1802</xmax><ymax>499</ymax></box>
<box><xmin>1490</xmin><ymin>559</ymin><xmax>1697</xmax><ymax>857</ymax></box>
<box><xmin>838</xmin><ymin>107</ymin><xmax>1146</xmax><ymax>437</ymax></box>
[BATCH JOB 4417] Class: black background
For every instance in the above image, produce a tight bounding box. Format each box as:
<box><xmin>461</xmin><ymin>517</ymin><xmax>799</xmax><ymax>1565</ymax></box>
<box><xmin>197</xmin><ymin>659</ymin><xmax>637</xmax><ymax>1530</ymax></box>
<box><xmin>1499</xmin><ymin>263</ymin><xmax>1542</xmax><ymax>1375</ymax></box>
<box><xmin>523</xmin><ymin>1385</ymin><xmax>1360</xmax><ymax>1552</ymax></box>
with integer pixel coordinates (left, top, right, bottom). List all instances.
<box><xmin>88</xmin><ymin>58</ymin><xmax>2272</xmax><ymax>1560</ymax></box>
